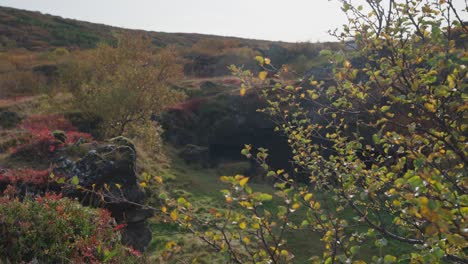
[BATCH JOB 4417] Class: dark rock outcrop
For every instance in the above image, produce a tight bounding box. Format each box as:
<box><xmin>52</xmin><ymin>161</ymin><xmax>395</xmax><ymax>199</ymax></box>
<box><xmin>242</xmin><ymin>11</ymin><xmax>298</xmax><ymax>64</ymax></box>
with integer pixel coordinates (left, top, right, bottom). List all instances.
<box><xmin>54</xmin><ymin>136</ymin><xmax>152</xmax><ymax>251</ymax></box>
<box><xmin>161</xmin><ymin>93</ymin><xmax>292</xmax><ymax>171</ymax></box>
<box><xmin>179</xmin><ymin>144</ymin><xmax>210</xmax><ymax>167</ymax></box>
<box><xmin>0</xmin><ymin>111</ymin><xmax>22</xmax><ymax>129</ymax></box>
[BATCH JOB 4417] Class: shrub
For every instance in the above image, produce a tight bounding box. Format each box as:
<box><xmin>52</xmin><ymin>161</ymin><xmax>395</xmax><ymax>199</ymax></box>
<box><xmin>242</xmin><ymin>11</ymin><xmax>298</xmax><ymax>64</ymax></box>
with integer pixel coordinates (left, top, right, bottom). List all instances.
<box><xmin>62</xmin><ymin>33</ymin><xmax>185</xmax><ymax>137</ymax></box>
<box><xmin>10</xmin><ymin>114</ymin><xmax>93</xmax><ymax>160</ymax></box>
<box><xmin>0</xmin><ymin>168</ymin><xmax>51</xmax><ymax>186</ymax></box>
<box><xmin>0</xmin><ymin>70</ymin><xmax>46</xmax><ymax>97</ymax></box>
<box><xmin>0</xmin><ymin>193</ymin><xmax>141</xmax><ymax>263</ymax></box>
<box><xmin>167</xmin><ymin>1</ymin><xmax>467</xmax><ymax>263</ymax></box>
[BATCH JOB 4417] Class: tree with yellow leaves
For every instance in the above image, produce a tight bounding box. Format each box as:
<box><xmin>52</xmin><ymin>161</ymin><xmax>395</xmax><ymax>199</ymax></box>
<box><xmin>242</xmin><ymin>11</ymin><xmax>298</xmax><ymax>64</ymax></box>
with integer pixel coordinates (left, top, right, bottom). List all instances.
<box><xmin>161</xmin><ymin>0</ymin><xmax>467</xmax><ymax>263</ymax></box>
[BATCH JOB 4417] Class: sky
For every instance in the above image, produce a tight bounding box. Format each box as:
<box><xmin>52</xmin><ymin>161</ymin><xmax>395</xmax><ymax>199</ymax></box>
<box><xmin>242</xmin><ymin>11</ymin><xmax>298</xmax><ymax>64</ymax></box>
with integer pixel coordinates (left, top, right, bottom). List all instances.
<box><xmin>0</xmin><ymin>0</ymin><xmax>466</xmax><ymax>42</ymax></box>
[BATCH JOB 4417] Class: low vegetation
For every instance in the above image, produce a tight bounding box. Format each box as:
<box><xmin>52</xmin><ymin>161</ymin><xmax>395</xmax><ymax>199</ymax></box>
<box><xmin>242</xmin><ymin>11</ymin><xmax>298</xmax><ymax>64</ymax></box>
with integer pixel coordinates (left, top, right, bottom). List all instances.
<box><xmin>0</xmin><ymin>193</ymin><xmax>141</xmax><ymax>263</ymax></box>
<box><xmin>0</xmin><ymin>0</ymin><xmax>466</xmax><ymax>263</ymax></box>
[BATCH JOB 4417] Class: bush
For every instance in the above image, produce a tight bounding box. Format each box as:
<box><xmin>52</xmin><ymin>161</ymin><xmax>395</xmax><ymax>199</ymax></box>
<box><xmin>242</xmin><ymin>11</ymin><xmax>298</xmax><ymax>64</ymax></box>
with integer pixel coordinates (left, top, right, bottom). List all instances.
<box><xmin>61</xmin><ymin>33</ymin><xmax>185</xmax><ymax>137</ymax></box>
<box><xmin>0</xmin><ymin>70</ymin><xmax>46</xmax><ymax>97</ymax></box>
<box><xmin>0</xmin><ymin>193</ymin><xmax>141</xmax><ymax>263</ymax></box>
<box><xmin>10</xmin><ymin>114</ymin><xmax>93</xmax><ymax>161</ymax></box>
<box><xmin>168</xmin><ymin>1</ymin><xmax>467</xmax><ymax>263</ymax></box>
<box><xmin>0</xmin><ymin>168</ymin><xmax>51</xmax><ymax>186</ymax></box>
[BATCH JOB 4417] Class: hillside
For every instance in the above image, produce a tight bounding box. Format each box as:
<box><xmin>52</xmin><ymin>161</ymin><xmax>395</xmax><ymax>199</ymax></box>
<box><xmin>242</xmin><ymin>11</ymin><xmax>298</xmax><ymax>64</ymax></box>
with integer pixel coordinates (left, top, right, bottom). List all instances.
<box><xmin>0</xmin><ymin>5</ymin><xmax>276</xmax><ymax>51</ymax></box>
<box><xmin>1</xmin><ymin>2</ymin><xmax>463</xmax><ymax>263</ymax></box>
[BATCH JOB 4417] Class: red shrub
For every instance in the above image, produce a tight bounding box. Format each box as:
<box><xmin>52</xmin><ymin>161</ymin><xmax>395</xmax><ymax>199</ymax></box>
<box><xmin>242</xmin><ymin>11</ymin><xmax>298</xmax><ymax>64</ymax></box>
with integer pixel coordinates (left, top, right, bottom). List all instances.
<box><xmin>9</xmin><ymin>115</ymin><xmax>93</xmax><ymax>158</ymax></box>
<box><xmin>10</xmin><ymin>133</ymin><xmax>62</xmax><ymax>160</ymax></box>
<box><xmin>19</xmin><ymin>114</ymin><xmax>77</xmax><ymax>133</ymax></box>
<box><xmin>65</xmin><ymin>131</ymin><xmax>93</xmax><ymax>144</ymax></box>
<box><xmin>0</xmin><ymin>168</ymin><xmax>51</xmax><ymax>185</ymax></box>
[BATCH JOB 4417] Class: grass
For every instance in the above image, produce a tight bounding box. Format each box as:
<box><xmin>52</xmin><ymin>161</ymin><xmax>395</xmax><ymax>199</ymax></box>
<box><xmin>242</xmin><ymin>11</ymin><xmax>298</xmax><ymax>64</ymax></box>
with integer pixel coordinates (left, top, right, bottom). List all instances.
<box><xmin>0</xmin><ymin>94</ymin><xmax>413</xmax><ymax>263</ymax></box>
<box><xmin>144</xmin><ymin>151</ymin><xmax>325</xmax><ymax>263</ymax></box>
<box><xmin>144</xmin><ymin>146</ymin><xmax>415</xmax><ymax>263</ymax></box>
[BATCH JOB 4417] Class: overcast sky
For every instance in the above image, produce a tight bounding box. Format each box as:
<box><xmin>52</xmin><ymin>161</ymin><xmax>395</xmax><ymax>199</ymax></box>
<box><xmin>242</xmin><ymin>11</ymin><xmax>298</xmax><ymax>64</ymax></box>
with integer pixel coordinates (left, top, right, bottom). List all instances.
<box><xmin>0</xmin><ymin>0</ymin><xmax>466</xmax><ymax>42</ymax></box>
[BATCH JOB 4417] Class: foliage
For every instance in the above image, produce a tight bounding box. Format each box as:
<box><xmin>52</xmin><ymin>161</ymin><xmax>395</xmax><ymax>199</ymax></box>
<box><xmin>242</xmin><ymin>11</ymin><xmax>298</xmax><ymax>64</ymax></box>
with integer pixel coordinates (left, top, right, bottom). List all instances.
<box><xmin>0</xmin><ymin>168</ymin><xmax>51</xmax><ymax>186</ymax></box>
<box><xmin>61</xmin><ymin>33</ymin><xmax>186</xmax><ymax>137</ymax></box>
<box><xmin>9</xmin><ymin>114</ymin><xmax>93</xmax><ymax>160</ymax></box>
<box><xmin>0</xmin><ymin>192</ymin><xmax>141</xmax><ymax>263</ymax></box>
<box><xmin>162</xmin><ymin>0</ymin><xmax>467</xmax><ymax>263</ymax></box>
<box><xmin>0</xmin><ymin>70</ymin><xmax>46</xmax><ymax>97</ymax></box>
<box><xmin>127</xmin><ymin>119</ymin><xmax>171</xmax><ymax>170</ymax></box>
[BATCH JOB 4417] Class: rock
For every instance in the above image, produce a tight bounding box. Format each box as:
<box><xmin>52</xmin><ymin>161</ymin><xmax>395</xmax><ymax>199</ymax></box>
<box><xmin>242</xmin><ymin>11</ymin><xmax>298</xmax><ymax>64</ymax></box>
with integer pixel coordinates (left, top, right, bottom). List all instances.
<box><xmin>161</xmin><ymin>94</ymin><xmax>292</xmax><ymax>170</ymax></box>
<box><xmin>54</xmin><ymin>136</ymin><xmax>152</xmax><ymax>251</ymax></box>
<box><xmin>179</xmin><ymin>144</ymin><xmax>210</xmax><ymax>167</ymax></box>
<box><xmin>0</xmin><ymin>111</ymin><xmax>22</xmax><ymax>129</ymax></box>
<box><xmin>110</xmin><ymin>136</ymin><xmax>136</xmax><ymax>153</ymax></box>
<box><xmin>52</xmin><ymin>130</ymin><xmax>67</xmax><ymax>143</ymax></box>
<box><xmin>121</xmin><ymin>222</ymin><xmax>152</xmax><ymax>253</ymax></box>
<box><xmin>200</xmin><ymin>81</ymin><xmax>217</xmax><ymax>90</ymax></box>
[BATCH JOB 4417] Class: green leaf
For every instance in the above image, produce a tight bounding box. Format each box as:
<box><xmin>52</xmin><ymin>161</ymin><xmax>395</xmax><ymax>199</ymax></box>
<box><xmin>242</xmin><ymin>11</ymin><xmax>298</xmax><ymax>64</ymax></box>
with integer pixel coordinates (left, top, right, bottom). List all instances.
<box><xmin>103</xmin><ymin>248</ymin><xmax>119</xmax><ymax>262</ymax></box>
<box><xmin>255</xmin><ymin>56</ymin><xmax>264</xmax><ymax>65</ymax></box>
<box><xmin>56</xmin><ymin>177</ymin><xmax>66</xmax><ymax>184</ymax></box>
<box><xmin>241</xmin><ymin>149</ymin><xmax>249</xmax><ymax>156</ymax></box>
<box><xmin>384</xmin><ymin>255</ymin><xmax>397</xmax><ymax>263</ymax></box>
<box><xmin>253</xmin><ymin>193</ymin><xmax>273</xmax><ymax>202</ymax></box>
<box><xmin>375</xmin><ymin>238</ymin><xmax>388</xmax><ymax>247</ymax></box>
<box><xmin>71</xmin><ymin>176</ymin><xmax>79</xmax><ymax>186</ymax></box>
<box><xmin>381</xmin><ymin>105</ymin><xmax>390</xmax><ymax>112</ymax></box>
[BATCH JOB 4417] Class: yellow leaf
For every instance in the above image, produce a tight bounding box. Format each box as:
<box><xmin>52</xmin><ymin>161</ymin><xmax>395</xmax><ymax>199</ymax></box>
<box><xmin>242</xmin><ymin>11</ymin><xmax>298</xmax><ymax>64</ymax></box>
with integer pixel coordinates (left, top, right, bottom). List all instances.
<box><xmin>165</xmin><ymin>241</ymin><xmax>177</xmax><ymax>250</ymax></box>
<box><xmin>424</xmin><ymin>102</ymin><xmax>436</xmax><ymax>113</ymax></box>
<box><xmin>234</xmin><ymin>175</ymin><xmax>244</xmax><ymax>180</ymax></box>
<box><xmin>240</xmin><ymin>87</ymin><xmax>246</xmax><ymax>97</ymax></box>
<box><xmin>155</xmin><ymin>176</ymin><xmax>163</xmax><ymax>184</ymax></box>
<box><xmin>220</xmin><ymin>176</ymin><xmax>231</xmax><ymax>183</ymax></box>
<box><xmin>255</xmin><ymin>56</ymin><xmax>264</xmax><ymax>65</ymax></box>
<box><xmin>170</xmin><ymin>210</ymin><xmax>179</xmax><ymax>221</ymax></box>
<box><xmin>252</xmin><ymin>223</ymin><xmax>260</xmax><ymax>229</ymax></box>
<box><xmin>239</xmin><ymin>221</ymin><xmax>247</xmax><ymax>229</ymax></box>
<box><xmin>344</xmin><ymin>60</ymin><xmax>352</xmax><ymax>68</ymax></box>
<box><xmin>304</xmin><ymin>193</ymin><xmax>313</xmax><ymax>201</ymax></box>
<box><xmin>240</xmin><ymin>201</ymin><xmax>252</xmax><ymax>208</ymax></box>
<box><xmin>313</xmin><ymin>202</ymin><xmax>321</xmax><ymax>210</ymax></box>
<box><xmin>139</xmin><ymin>182</ymin><xmax>147</xmax><ymax>188</ymax></box>
<box><xmin>162</xmin><ymin>206</ymin><xmax>167</xmax><ymax>213</ymax></box>
<box><xmin>264</xmin><ymin>58</ymin><xmax>271</xmax><ymax>65</ymax></box>
<box><xmin>259</xmin><ymin>71</ymin><xmax>268</xmax><ymax>81</ymax></box>
<box><xmin>239</xmin><ymin>177</ymin><xmax>249</xmax><ymax>187</ymax></box>
<box><xmin>243</xmin><ymin>237</ymin><xmax>250</xmax><ymax>244</ymax></box>
<box><xmin>292</xmin><ymin>203</ymin><xmax>301</xmax><ymax>210</ymax></box>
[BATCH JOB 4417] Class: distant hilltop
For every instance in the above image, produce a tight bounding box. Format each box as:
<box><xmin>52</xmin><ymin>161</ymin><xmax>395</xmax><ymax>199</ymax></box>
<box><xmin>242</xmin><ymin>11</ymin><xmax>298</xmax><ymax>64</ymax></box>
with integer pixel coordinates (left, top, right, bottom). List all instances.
<box><xmin>0</xmin><ymin>5</ymin><xmax>280</xmax><ymax>51</ymax></box>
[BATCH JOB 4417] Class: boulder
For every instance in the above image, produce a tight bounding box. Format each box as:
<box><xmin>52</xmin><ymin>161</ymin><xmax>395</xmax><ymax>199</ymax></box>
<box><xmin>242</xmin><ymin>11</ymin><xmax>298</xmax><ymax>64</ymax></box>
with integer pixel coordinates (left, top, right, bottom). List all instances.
<box><xmin>54</xmin><ymin>136</ymin><xmax>152</xmax><ymax>251</ymax></box>
<box><xmin>0</xmin><ymin>111</ymin><xmax>22</xmax><ymax>129</ymax></box>
<box><xmin>179</xmin><ymin>144</ymin><xmax>210</xmax><ymax>167</ymax></box>
<box><xmin>52</xmin><ymin>130</ymin><xmax>67</xmax><ymax>143</ymax></box>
